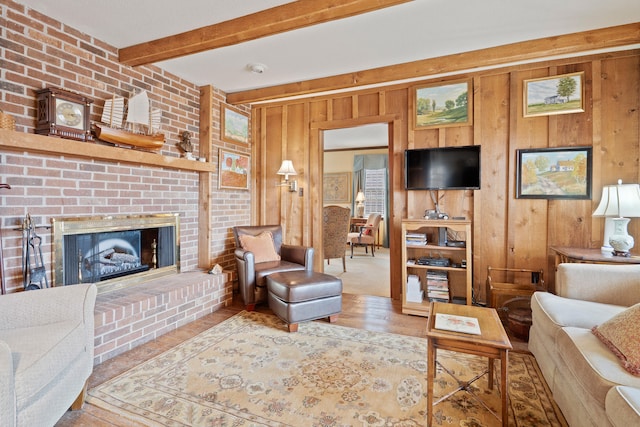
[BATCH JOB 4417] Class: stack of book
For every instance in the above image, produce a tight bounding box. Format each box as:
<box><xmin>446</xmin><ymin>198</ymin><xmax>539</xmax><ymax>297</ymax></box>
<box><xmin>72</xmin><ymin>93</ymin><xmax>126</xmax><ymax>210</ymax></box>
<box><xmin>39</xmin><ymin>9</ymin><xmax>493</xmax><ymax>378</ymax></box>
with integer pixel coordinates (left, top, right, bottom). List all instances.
<box><xmin>406</xmin><ymin>274</ymin><xmax>424</xmax><ymax>302</ymax></box>
<box><xmin>426</xmin><ymin>271</ymin><xmax>449</xmax><ymax>302</ymax></box>
<box><xmin>406</xmin><ymin>232</ymin><xmax>427</xmax><ymax>245</ymax></box>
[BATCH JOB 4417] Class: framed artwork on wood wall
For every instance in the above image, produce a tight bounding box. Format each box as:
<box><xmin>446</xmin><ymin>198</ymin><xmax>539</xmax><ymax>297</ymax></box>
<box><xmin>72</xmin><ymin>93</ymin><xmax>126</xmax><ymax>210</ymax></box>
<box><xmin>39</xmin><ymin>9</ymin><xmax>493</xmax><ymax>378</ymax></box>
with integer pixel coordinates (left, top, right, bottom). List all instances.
<box><xmin>218</xmin><ymin>149</ymin><xmax>250</xmax><ymax>190</ymax></box>
<box><xmin>523</xmin><ymin>72</ymin><xmax>585</xmax><ymax>117</ymax></box>
<box><xmin>412</xmin><ymin>79</ymin><xmax>472</xmax><ymax>129</ymax></box>
<box><xmin>516</xmin><ymin>146</ymin><xmax>592</xmax><ymax>199</ymax></box>
<box><xmin>323</xmin><ymin>172</ymin><xmax>351</xmax><ymax>203</ymax></box>
<box><xmin>221</xmin><ymin>104</ymin><xmax>249</xmax><ymax>145</ymax></box>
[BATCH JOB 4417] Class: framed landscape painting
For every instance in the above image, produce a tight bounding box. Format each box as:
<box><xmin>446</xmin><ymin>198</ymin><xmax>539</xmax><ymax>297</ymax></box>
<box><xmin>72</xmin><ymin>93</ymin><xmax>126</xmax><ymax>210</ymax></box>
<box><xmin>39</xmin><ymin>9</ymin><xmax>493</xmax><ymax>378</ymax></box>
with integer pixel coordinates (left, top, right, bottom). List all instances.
<box><xmin>221</xmin><ymin>105</ymin><xmax>249</xmax><ymax>145</ymax></box>
<box><xmin>413</xmin><ymin>79</ymin><xmax>472</xmax><ymax>129</ymax></box>
<box><xmin>516</xmin><ymin>146</ymin><xmax>592</xmax><ymax>199</ymax></box>
<box><xmin>523</xmin><ymin>72</ymin><xmax>584</xmax><ymax>117</ymax></box>
<box><xmin>218</xmin><ymin>149</ymin><xmax>249</xmax><ymax>190</ymax></box>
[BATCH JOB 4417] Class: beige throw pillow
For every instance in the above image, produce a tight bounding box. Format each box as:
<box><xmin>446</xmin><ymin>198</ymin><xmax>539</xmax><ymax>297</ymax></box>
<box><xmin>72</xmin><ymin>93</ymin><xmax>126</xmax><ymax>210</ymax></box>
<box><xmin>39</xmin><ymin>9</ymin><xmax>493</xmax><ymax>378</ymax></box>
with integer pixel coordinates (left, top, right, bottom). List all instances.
<box><xmin>239</xmin><ymin>231</ymin><xmax>280</xmax><ymax>263</ymax></box>
<box><xmin>592</xmin><ymin>303</ymin><xmax>640</xmax><ymax>376</ymax></box>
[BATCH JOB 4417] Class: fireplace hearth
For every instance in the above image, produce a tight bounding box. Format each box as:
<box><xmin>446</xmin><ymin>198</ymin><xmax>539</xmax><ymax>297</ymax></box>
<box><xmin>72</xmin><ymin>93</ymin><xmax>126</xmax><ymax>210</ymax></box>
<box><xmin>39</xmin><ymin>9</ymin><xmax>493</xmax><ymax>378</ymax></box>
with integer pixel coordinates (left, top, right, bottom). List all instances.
<box><xmin>52</xmin><ymin>214</ymin><xmax>180</xmax><ymax>293</ymax></box>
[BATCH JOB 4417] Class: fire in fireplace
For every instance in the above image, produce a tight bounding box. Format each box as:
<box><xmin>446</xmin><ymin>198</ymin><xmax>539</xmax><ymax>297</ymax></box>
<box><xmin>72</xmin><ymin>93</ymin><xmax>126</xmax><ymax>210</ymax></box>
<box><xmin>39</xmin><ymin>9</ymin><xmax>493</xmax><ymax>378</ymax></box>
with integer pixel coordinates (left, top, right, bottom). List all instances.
<box><xmin>52</xmin><ymin>214</ymin><xmax>180</xmax><ymax>293</ymax></box>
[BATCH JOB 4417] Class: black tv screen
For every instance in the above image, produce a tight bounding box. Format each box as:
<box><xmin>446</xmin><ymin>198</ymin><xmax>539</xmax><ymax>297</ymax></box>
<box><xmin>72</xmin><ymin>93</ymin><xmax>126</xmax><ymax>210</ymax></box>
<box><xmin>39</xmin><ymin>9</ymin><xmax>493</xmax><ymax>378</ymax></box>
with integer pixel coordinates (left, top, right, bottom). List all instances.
<box><xmin>405</xmin><ymin>145</ymin><xmax>481</xmax><ymax>190</ymax></box>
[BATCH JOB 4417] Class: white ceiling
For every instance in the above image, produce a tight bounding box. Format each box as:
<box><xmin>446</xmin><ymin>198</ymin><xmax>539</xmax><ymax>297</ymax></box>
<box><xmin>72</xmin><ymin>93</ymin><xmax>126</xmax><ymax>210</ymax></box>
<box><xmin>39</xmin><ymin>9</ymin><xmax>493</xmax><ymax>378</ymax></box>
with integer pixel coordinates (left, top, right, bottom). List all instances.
<box><xmin>324</xmin><ymin>124</ymin><xmax>389</xmax><ymax>151</ymax></box>
<box><xmin>15</xmin><ymin>0</ymin><xmax>640</xmax><ymax>97</ymax></box>
<box><xmin>14</xmin><ymin>0</ymin><xmax>640</xmax><ymax>150</ymax></box>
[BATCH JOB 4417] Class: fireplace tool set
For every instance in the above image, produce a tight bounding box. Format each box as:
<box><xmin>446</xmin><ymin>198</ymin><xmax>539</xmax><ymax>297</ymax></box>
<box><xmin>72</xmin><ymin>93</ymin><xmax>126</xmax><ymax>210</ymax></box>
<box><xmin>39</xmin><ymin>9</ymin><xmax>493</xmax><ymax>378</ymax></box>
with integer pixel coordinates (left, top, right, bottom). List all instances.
<box><xmin>22</xmin><ymin>214</ymin><xmax>49</xmax><ymax>290</ymax></box>
<box><xmin>0</xmin><ymin>183</ymin><xmax>9</xmax><ymax>294</ymax></box>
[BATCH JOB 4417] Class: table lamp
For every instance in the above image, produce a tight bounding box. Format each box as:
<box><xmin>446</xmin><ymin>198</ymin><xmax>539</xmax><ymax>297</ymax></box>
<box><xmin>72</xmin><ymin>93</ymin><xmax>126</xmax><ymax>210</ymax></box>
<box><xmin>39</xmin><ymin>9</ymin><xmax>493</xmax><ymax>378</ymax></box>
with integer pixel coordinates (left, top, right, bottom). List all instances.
<box><xmin>355</xmin><ymin>191</ymin><xmax>366</xmax><ymax>218</ymax></box>
<box><xmin>592</xmin><ymin>179</ymin><xmax>640</xmax><ymax>257</ymax></box>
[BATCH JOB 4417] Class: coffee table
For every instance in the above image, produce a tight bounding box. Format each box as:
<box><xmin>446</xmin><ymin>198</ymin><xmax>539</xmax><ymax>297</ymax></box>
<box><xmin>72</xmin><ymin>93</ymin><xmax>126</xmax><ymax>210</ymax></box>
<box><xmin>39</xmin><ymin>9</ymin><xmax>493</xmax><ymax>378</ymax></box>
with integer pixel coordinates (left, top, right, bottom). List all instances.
<box><xmin>426</xmin><ymin>302</ymin><xmax>512</xmax><ymax>426</ymax></box>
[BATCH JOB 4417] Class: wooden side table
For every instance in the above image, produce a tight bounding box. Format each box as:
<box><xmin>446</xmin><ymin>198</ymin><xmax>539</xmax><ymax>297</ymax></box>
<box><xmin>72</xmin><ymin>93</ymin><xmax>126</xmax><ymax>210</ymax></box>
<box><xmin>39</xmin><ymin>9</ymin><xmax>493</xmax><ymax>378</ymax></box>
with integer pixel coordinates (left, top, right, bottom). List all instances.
<box><xmin>426</xmin><ymin>302</ymin><xmax>512</xmax><ymax>427</ymax></box>
<box><xmin>550</xmin><ymin>246</ymin><xmax>640</xmax><ymax>270</ymax></box>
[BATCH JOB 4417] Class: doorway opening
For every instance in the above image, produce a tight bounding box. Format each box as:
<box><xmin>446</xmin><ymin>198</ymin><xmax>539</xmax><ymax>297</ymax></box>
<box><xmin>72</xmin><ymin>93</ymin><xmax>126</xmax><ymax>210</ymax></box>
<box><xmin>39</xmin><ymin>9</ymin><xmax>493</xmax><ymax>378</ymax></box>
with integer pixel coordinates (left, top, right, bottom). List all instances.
<box><xmin>322</xmin><ymin>123</ymin><xmax>390</xmax><ymax>298</ymax></box>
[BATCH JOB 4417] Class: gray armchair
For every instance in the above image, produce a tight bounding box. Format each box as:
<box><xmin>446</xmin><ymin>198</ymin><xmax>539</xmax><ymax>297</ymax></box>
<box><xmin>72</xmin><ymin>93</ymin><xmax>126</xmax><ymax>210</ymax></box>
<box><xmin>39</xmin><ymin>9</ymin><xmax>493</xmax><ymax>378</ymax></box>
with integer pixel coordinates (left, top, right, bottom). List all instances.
<box><xmin>233</xmin><ymin>225</ymin><xmax>314</xmax><ymax>311</ymax></box>
<box><xmin>0</xmin><ymin>283</ymin><xmax>97</xmax><ymax>427</ymax></box>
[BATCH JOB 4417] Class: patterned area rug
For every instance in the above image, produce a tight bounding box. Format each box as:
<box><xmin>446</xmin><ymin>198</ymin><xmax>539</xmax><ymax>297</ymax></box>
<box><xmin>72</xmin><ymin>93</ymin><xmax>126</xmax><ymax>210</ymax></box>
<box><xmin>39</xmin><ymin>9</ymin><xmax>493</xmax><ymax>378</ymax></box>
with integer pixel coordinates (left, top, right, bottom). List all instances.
<box><xmin>88</xmin><ymin>311</ymin><xmax>566</xmax><ymax>426</ymax></box>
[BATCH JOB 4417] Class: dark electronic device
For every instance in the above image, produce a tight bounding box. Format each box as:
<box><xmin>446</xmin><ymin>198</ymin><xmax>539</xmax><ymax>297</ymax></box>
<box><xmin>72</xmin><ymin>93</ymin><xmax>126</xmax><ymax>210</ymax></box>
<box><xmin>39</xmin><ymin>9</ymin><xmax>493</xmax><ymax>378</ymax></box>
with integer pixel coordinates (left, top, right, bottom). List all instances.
<box><xmin>404</xmin><ymin>145</ymin><xmax>481</xmax><ymax>190</ymax></box>
<box><xmin>417</xmin><ymin>257</ymin><xmax>450</xmax><ymax>267</ymax></box>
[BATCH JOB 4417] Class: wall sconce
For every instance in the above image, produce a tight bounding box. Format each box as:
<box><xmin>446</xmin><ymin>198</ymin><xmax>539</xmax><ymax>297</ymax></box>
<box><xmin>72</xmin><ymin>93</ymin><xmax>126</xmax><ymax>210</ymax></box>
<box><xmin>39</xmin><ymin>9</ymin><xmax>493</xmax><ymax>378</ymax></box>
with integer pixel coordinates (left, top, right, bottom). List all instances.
<box><xmin>593</xmin><ymin>179</ymin><xmax>640</xmax><ymax>257</ymax></box>
<box><xmin>355</xmin><ymin>191</ymin><xmax>366</xmax><ymax>218</ymax></box>
<box><xmin>277</xmin><ymin>160</ymin><xmax>298</xmax><ymax>192</ymax></box>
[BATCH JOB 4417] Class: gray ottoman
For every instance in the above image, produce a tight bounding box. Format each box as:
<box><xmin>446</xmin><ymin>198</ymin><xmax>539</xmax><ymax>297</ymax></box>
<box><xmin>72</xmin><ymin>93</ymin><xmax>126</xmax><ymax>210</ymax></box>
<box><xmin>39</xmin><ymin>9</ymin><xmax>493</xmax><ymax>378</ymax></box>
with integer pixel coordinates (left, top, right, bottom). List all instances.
<box><xmin>266</xmin><ymin>270</ymin><xmax>343</xmax><ymax>332</ymax></box>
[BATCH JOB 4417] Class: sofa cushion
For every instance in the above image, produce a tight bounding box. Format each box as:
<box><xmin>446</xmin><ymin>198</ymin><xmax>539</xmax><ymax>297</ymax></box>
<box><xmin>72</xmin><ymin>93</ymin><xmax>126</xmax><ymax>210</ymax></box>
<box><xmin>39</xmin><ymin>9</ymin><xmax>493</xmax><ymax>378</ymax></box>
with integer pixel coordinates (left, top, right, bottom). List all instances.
<box><xmin>606</xmin><ymin>386</ymin><xmax>640</xmax><ymax>427</ymax></box>
<box><xmin>557</xmin><ymin>327</ymin><xmax>640</xmax><ymax>407</ymax></box>
<box><xmin>239</xmin><ymin>231</ymin><xmax>281</xmax><ymax>263</ymax></box>
<box><xmin>0</xmin><ymin>321</ymin><xmax>86</xmax><ymax>410</ymax></box>
<box><xmin>593</xmin><ymin>303</ymin><xmax>640</xmax><ymax>376</ymax></box>
<box><xmin>531</xmin><ymin>292</ymin><xmax>625</xmax><ymax>340</ymax></box>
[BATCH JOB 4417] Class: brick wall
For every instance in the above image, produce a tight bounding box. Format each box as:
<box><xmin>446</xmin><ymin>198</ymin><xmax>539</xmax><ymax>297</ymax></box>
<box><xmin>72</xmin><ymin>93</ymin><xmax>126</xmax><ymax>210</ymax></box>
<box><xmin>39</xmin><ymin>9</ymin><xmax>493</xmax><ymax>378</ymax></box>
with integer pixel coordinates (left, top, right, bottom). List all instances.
<box><xmin>93</xmin><ymin>271</ymin><xmax>230</xmax><ymax>364</ymax></box>
<box><xmin>0</xmin><ymin>0</ymin><xmax>251</xmax><ymax>294</ymax></box>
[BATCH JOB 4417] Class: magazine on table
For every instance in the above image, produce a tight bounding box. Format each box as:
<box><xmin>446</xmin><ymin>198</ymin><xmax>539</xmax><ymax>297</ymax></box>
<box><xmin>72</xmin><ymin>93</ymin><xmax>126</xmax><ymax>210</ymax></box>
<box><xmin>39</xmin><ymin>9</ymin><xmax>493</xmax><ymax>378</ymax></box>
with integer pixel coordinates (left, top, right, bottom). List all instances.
<box><xmin>434</xmin><ymin>313</ymin><xmax>481</xmax><ymax>335</ymax></box>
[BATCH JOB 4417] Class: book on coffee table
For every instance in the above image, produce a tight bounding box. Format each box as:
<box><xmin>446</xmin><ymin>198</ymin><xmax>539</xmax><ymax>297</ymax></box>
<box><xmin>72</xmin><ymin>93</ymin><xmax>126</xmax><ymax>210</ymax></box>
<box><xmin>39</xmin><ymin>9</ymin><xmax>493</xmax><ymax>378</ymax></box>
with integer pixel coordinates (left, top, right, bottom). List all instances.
<box><xmin>434</xmin><ymin>313</ymin><xmax>481</xmax><ymax>335</ymax></box>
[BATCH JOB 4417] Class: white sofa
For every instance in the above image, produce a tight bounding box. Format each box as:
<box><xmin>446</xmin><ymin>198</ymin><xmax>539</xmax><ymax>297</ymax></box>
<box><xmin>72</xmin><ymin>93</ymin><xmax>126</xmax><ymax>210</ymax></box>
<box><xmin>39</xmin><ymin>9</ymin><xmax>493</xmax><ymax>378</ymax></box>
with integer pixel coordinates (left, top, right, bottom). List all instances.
<box><xmin>0</xmin><ymin>284</ymin><xmax>97</xmax><ymax>427</ymax></box>
<box><xmin>529</xmin><ymin>263</ymin><xmax>640</xmax><ymax>427</ymax></box>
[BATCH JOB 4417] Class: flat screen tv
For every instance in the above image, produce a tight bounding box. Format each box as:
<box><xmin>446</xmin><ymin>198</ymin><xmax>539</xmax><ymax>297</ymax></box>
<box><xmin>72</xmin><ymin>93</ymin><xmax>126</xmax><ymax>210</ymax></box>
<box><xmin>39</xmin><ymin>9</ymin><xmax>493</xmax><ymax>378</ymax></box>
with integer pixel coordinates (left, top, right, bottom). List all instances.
<box><xmin>405</xmin><ymin>145</ymin><xmax>481</xmax><ymax>190</ymax></box>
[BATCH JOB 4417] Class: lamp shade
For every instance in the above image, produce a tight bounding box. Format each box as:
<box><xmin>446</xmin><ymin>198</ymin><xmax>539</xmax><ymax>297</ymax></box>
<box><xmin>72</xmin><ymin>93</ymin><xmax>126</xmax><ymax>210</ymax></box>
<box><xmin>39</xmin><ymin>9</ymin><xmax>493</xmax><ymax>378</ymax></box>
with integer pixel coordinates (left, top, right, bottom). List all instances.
<box><xmin>277</xmin><ymin>160</ymin><xmax>297</xmax><ymax>180</ymax></box>
<box><xmin>355</xmin><ymin>191</ymin><xmax>366</xmax><ymax>203</ymax></box>
<box><xmin>593</xmin><ymin>180</ymin><xmax>640</xmax><ymax>218</ymax></box>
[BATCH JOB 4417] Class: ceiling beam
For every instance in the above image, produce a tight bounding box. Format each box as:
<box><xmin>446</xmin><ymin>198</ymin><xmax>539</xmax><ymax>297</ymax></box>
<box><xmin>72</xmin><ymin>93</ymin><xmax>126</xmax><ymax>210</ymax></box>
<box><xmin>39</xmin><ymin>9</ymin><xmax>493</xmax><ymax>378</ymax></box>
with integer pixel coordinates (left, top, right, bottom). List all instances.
<box><xmin>119</xmin><ymin>0</ymin><xmax>412</xmax><ymax>66</ymax></box>
<box><xmin>226</xmin><ymin>23</ymin><xmax>640</xmax><ymax>105</ymax></box>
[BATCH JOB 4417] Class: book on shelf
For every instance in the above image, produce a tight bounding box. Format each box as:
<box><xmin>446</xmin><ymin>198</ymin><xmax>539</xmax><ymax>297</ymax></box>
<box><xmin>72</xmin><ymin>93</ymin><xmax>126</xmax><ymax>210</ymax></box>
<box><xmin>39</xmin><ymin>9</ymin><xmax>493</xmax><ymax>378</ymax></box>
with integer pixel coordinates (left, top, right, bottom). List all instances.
<box><xmin>426</xmin><ymin>271</ymin><xmax>448</xmax><ymax>279</ymax></box>
<box><xmin>427</xmin><ymin>281</ymin><xmax>449</xmax><ymax>290</ymax></box>
<box><xmin>426</xmin><ymin>271</ymin><xmax>448</xmax><ymax>290</ymax></box>
<box><xmin>405</xmin><ymin>232</ymin><xmax>427</xmax><ymax>245</ymax></box>
<box><xmin>434</xmin><ymin>313</ymin><xmax>481</xmax><ymax>335</ymax></box>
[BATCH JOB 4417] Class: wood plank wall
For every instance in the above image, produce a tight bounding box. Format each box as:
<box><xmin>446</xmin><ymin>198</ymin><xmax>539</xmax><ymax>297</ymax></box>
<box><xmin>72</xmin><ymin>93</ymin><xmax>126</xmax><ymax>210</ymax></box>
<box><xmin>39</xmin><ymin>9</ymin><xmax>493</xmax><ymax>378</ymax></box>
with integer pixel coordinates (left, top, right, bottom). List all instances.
<box><xmin>250</xmin><ymin>50</ymin><xmax>640</xmax><ymax>302</ymax></box>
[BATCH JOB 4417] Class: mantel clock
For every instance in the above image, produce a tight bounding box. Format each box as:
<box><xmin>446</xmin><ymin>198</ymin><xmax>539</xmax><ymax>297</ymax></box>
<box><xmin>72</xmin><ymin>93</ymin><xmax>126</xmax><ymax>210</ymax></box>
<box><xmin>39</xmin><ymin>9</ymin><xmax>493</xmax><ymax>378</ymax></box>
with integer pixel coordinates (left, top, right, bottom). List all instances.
<box><xmin>35</xmin><ymin>87</ymin><xmax>93</xmax><ymax>141</ymax></box>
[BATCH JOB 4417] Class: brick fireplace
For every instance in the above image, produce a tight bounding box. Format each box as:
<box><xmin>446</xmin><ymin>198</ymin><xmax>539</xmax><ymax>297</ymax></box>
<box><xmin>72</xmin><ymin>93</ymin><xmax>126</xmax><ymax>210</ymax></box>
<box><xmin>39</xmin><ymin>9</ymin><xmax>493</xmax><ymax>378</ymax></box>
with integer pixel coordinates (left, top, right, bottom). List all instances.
<box><xmin>0</xmin><ymin>3</ymin><xmax>249</xmax><ymax>365</ymax></box>
<box><xmin>51</xmin><ymin>213</ymin><xmax>180</xmax><ymax>294</ymax></box>
<box><xmin>48</xmin><ymin>212</ymin><xmax>232</xmax><ymax>365</ymax></box>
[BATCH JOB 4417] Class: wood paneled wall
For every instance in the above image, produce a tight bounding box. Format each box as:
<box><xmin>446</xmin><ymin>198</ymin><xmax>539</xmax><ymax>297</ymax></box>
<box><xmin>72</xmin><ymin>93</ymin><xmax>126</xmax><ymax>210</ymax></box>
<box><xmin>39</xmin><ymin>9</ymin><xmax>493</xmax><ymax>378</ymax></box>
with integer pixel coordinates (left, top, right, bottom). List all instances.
<box><xmin>250</xmin><ymin>50</ymin><xmax>640</xmax><ymax>302</ymax></box>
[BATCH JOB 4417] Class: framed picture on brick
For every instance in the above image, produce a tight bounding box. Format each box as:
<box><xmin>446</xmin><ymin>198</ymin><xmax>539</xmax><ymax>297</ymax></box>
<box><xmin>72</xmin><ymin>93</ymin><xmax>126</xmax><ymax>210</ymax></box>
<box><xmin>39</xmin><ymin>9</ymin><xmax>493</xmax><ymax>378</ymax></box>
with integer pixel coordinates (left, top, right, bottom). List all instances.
<box><xmin>219</xmin><ymin>149</ymin><xmax>250</xmax><ymax>190</ymax></box>
<box><xmin>221</xmin><ymin>104</ymin><xmax>249</xmax><ymax>145</ymax></box>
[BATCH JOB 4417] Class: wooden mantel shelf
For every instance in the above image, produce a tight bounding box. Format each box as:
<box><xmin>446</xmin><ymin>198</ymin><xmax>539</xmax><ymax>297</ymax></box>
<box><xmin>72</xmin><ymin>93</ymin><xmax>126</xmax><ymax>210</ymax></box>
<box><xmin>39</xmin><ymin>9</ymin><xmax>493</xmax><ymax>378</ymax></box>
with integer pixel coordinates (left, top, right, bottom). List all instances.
<box><xmin>0</xmin><ymin>129</ymin><xmax>215</xmax><ymax>173</ymax></box>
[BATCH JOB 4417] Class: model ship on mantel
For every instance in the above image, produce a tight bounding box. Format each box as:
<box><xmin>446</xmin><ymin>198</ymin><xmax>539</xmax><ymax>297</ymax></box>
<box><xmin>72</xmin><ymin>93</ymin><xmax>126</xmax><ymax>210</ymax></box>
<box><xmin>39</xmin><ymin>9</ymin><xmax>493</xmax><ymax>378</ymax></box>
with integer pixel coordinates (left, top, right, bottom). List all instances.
<box><xmin>93</xmin><ymin>90</ymin><xmax>165</xmax><ymax>151</ymax></box>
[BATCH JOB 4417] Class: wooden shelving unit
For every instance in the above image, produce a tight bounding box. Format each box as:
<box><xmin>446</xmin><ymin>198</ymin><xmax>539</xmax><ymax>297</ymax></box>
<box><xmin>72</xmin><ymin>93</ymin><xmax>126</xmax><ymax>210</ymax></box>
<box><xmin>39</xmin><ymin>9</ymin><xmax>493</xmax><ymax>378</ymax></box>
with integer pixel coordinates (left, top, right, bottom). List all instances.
<box><xmin>401</xmin><ymin>218</ymin><xmax>472</xmax><ymax>317</ymax></box>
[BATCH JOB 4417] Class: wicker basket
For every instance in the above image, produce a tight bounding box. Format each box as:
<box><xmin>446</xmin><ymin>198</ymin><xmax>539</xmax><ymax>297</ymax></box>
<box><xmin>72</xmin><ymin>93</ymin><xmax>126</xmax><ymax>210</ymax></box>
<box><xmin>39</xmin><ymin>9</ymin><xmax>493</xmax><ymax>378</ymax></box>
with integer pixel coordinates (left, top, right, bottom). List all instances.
<box><xmin>0</xmin><ymin>110</ymin><xmax>16</xmax><ymax>130</ymax></box>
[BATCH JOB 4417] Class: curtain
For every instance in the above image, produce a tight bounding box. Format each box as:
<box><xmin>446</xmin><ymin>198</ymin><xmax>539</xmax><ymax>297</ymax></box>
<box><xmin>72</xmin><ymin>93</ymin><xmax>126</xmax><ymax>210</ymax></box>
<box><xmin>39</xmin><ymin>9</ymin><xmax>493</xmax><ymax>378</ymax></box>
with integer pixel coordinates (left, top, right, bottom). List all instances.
<box><xmin>353</xmin><ymin>154</ymin><xmax>389</xmax><ymax>247</ymax></box>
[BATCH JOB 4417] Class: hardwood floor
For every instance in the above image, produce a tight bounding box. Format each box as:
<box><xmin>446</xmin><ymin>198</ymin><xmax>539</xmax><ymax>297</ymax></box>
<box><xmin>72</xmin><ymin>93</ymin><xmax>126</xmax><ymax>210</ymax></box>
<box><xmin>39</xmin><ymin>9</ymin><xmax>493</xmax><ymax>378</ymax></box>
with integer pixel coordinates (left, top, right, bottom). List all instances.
<box><xmin>55</xmin><ymin>293</ymin><xmax>528</xmax><ymax>426</ymax></box>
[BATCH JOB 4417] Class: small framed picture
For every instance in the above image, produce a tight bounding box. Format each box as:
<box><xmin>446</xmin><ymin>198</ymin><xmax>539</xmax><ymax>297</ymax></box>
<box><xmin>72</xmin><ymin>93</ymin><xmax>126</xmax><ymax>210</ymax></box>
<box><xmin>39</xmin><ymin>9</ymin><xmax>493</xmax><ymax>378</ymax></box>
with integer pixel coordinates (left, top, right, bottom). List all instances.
<box><xmin>413</xmin><ymin>79</ymin><xmax>472</xmax><ymax>129</ymax></box>
<box><xmin>221</xmin><ymin>104</ymin><xmax>249</xmax><ymax>145</ymax></box>
<box><xmin>323</xmin><ymin>172</ymin><xmax>351</xmax><ymax>203</ymax></box>
<box><xmin>516</xmin><ymin>146</ymin><xmax>592</xmax><ymax>199</ymax></box>
<box><xmin>218</xmin><ymin>149</ymin><xmax>249</xmax><ymax>190</ymax></box>
<box><xmin>523</xmin><ymin>72</ymin><xmax>585</xmax><ymax>117</ymax></box>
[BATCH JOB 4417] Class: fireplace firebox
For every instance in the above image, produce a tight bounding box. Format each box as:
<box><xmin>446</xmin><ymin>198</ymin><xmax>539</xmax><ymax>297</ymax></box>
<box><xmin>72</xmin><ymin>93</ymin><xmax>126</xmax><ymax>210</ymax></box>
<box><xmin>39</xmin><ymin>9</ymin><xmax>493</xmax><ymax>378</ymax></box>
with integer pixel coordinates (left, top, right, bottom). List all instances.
<box><xmin>52</xmin><ymin>214</ymin><xmax>180</xmax><ymax>293</ymax></box>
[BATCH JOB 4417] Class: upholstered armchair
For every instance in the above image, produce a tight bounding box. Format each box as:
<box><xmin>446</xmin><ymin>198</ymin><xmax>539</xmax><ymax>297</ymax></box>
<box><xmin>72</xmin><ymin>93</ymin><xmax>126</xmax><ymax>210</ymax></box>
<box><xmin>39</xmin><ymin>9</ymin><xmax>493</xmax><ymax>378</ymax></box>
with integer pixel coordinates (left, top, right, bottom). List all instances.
<box><xmin>233</xmin><ymin>225</ymin><xmax>314</xmax><ymax>311</ymax></box>
<box><xmin>0</xmin><ymin>283</ymin><xmax>97</xmax><ymax>427</ymax></box>
<box><xmin>323</xmin><ymin>205</ymin><xmax>351</xmax><ymax>272</ymax></box>
<box><xmin>347</xmin><ymin>213</ymin><xmax>382</xmax><ymax>258</ymax></box>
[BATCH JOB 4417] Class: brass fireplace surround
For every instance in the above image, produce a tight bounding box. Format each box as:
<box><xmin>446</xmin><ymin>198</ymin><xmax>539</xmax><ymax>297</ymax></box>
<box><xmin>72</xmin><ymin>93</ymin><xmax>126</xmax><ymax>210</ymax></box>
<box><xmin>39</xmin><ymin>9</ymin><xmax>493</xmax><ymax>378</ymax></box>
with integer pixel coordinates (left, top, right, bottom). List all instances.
<box><xmin>52</xmin><ymin>213</ymin><xmax>180</xmax><ymax>293</ymax></box>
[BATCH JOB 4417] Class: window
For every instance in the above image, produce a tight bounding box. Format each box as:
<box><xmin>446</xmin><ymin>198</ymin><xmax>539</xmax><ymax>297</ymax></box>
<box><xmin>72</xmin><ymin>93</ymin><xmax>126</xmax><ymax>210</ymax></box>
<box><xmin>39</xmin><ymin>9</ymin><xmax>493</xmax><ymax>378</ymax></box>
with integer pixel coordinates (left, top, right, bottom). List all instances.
<box><xmin>364</xmin><ymin>168</ymin><xmax>386</xmax><ymax>217</ymax></box>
